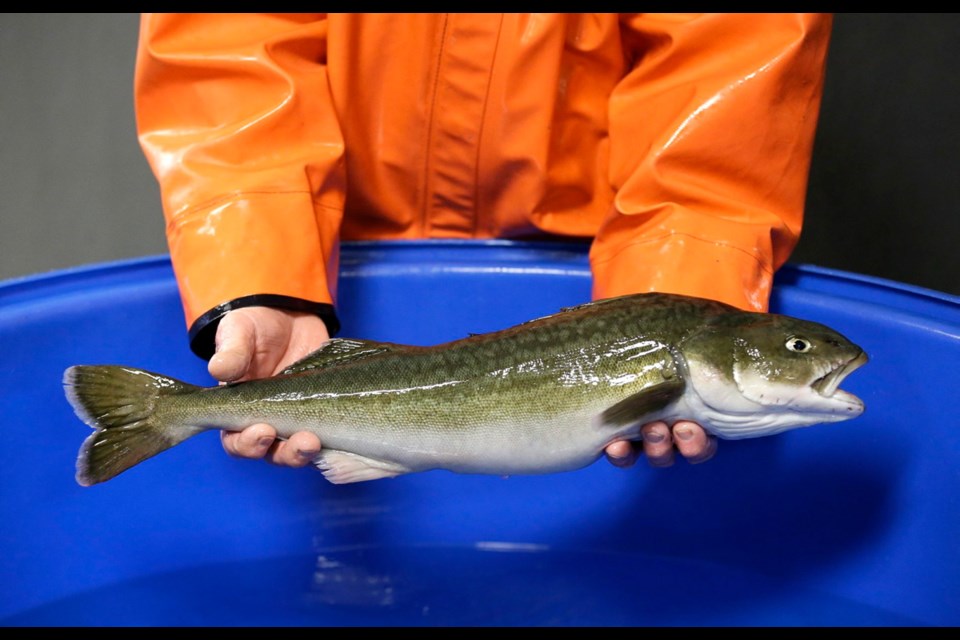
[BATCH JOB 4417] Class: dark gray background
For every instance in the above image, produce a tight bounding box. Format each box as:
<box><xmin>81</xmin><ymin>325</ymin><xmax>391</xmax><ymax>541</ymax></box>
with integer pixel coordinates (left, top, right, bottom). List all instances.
<box><xmin>2</xmin><ymin>13</ymin><xmax>958</xmax><ymax>295</ymax></box>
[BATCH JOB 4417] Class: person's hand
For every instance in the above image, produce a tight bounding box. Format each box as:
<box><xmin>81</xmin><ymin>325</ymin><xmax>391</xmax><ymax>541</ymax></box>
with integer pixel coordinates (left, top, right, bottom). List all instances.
<box><xmin>604</xmin><ymin>421</ymin><xmax>718</xmax><ymax>469</ymax></box>
<box><xmin>210</xmin><ymin>306</ymin><xmax>330</xmax><ymax>467</ymax></box>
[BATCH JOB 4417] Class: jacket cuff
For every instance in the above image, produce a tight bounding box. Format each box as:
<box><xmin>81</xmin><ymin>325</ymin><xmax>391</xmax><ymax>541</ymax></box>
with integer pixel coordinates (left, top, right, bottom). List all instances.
<box><xmin>187</xmin><ymin>294</ymin><xmax>341</xmax><ymax>361</ymax></box>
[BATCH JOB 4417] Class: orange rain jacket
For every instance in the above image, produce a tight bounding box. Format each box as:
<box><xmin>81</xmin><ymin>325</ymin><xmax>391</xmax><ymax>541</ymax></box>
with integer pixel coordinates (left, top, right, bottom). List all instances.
<box><xmin>134</xmin><ymin>13</ymin><xmax>833</xmax><ymax>358</ymax></box>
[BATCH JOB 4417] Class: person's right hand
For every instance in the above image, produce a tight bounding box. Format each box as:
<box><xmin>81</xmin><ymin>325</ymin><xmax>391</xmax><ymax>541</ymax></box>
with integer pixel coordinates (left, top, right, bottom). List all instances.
<box><xmin>209</xmin><ymin>306</ymin><xmax>330</xmax><ymax>467</ymax></box>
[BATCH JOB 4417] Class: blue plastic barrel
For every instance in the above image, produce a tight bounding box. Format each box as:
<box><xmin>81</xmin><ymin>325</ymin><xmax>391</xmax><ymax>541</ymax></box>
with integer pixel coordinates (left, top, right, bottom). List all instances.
<box><xmin>1</xmin><ymin>240</ymin><xmax>958</xmax><ymax>626</ymax></box>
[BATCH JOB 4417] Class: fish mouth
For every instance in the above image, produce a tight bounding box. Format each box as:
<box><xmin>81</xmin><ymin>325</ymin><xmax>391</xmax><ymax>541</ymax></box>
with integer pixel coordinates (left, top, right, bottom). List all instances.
<box><xmin>811</xmin><ymin>351</ymin><xmax>869</xmax><ymax>402</ymax></box>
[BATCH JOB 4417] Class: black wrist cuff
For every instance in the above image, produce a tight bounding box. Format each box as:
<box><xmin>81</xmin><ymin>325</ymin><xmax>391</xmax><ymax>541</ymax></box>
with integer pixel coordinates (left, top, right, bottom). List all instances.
<box><xmin>187</xmin><ymin>294</ymin><xmax>341</xmax><ymax>361</ymax></box>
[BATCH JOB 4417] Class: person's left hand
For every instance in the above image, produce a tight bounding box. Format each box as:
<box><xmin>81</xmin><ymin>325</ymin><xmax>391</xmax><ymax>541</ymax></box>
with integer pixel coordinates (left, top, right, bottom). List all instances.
<box><xmin>604</xmin><ymin>421</ymin><xmax>718</xmax><ymax>468</ymax></box>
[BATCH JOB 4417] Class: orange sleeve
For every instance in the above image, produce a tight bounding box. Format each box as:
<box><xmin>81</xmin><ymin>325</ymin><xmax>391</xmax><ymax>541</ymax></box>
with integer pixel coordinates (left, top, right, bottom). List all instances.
<box><xmin>134</xmin><ymin>13</ymin><xmax>345</xmax><ymax>354</ymax></box>
<box><xmin>592</xmin><ymin>13</ymin><xmax>832</xmax><ymax>312</ymax></box>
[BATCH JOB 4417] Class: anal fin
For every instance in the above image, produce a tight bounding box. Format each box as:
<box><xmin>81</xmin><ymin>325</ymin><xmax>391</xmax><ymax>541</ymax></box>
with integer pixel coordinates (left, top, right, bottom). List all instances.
<box><xmin>313</xmin><ymin>449</ymin><xmax>412</xmax><ymax>484</ymax></box>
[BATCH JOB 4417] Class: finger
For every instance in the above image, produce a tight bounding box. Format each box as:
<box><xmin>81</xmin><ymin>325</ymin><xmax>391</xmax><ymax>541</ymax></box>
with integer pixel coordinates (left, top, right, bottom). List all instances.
<box><xmin>209</xmin><ymin>312</ymin><xmax>256</xmax><ymax>382</ymax></box>
<box><xmin>604</xmin><ymin>440</ymin><xmax>641</xmax><ymax>468</ymax></box>
<box><xmin>641</xmin><ymin>421</ymin><xmax>675</xmax><ymax>468</ymax></box>
<box><xmin>221</xmin><ymin>424</ymin><xmax>277</xmax><ymax>459</ymax></box>
<box><xmin>672</xmin><ymin>421</ymin><xmax>718</xmax><ymax>464</ymax></box>
<box><xmin>266</xmin><ymin>431</ymin><xmax>322</xmax><ymax>468</ymax></box>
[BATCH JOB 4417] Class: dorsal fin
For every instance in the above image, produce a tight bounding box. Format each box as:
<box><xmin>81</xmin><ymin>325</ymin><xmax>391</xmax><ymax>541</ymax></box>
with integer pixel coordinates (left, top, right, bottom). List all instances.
<box><xmin>559</xmin><ymin>296</ymin><xmax>631</xmax><ymax>313</ymax></box>
<box><xmin>280</xmin><ymin>338</ymin><xmax>408</xmax><ymax>375</ymax></box>
<box><xmin>559</xmin><ymin>301</ymin><xmax>593</xmax><ymax>313</ymax></box>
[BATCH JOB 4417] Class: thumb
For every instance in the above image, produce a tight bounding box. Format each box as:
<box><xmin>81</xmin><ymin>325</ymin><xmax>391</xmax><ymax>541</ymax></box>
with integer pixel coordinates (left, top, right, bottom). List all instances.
<box><xmin>208</xmin><ymin>311</ymin><xmax>256</xmax><ymax>382</ymax></box>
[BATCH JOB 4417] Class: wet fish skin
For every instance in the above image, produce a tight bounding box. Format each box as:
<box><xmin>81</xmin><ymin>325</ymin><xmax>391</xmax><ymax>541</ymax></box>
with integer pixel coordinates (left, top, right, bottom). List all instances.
<box><xmin>63</xmin><ymin>292</ymin><xmax>868</xmax><ymax>486</ymax></box>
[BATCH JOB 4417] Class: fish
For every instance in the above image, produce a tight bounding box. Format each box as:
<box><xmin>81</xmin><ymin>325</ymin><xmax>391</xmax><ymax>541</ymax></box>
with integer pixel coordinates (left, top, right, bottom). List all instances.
<box><xmin>63</xmin><ymin>292</ymin><xmax>868</xmax><ymax>487</ymax></box>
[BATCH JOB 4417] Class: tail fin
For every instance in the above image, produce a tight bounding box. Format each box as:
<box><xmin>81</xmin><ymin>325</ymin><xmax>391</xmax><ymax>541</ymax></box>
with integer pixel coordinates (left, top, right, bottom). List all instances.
<box><xmin>63</xmin><ymin>365</ymin><xmax>205</xmax><ymax>486</ymax></box>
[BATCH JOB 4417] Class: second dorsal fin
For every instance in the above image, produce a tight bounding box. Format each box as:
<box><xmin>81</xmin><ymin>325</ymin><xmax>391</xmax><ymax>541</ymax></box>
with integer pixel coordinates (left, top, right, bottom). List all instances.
<box><xmin>280</xmin><ymin>338</ymin><xmax>408</xmax><ymax>375</ymax></box>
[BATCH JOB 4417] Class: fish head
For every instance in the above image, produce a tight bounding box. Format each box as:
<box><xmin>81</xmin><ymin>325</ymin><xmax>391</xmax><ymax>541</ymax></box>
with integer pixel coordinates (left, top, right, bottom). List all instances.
<box><xmin>681</xmin><ymin>312</ymin><xmax>868</xmax><ymax>439</ymax></box>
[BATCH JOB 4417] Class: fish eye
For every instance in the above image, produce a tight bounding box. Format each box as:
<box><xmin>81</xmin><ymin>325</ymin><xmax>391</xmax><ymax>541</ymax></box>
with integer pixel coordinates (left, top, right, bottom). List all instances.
<box><xmin>785</xmin><ymin>337</ymin><xmax>812</xmax><ymax>353</ymax></box>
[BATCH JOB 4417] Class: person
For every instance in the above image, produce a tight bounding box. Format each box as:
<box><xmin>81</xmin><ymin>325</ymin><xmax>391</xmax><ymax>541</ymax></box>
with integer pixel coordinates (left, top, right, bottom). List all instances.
<box><xmin>133</xmin><ymin>13</ymin><xmax>833</xmax><ymax>472</ymax></box>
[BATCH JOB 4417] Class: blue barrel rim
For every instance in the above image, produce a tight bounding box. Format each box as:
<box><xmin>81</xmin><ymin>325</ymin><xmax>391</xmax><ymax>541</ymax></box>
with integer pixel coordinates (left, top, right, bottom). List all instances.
<box><xmin>2</xmin><ymin>239</ymin><xmax>957</xmax><ymax>311</ymax></box>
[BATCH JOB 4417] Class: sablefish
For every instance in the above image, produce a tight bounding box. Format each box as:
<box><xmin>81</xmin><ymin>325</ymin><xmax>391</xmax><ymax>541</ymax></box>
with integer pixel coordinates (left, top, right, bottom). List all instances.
<box><xmin>64</xmin><ymin>292</ymin><xmax>868</xmax><ymax>486</ymax></box>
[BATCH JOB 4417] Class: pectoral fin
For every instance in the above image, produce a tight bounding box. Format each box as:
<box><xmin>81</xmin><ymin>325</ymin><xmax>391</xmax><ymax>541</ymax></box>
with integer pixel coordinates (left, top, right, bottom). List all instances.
<box><xmin>600</xmin><ymin>377</ymin><xmax>685</xmax><ymax>426</ymax></box>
